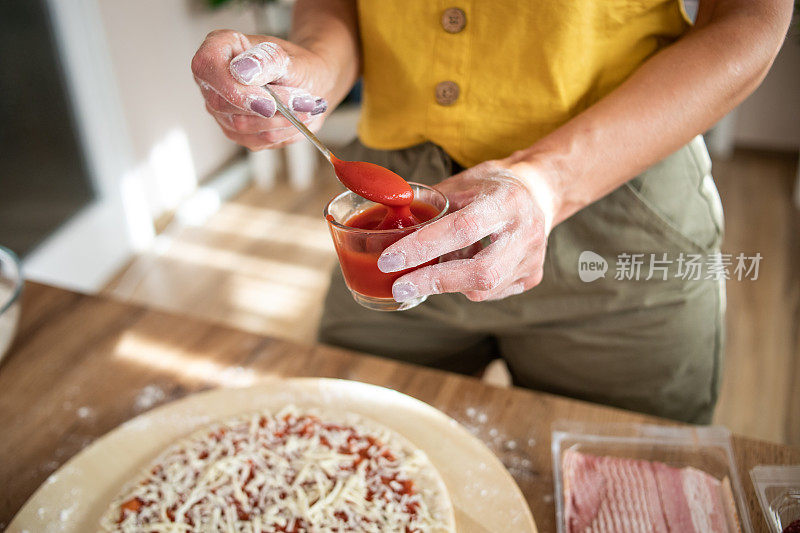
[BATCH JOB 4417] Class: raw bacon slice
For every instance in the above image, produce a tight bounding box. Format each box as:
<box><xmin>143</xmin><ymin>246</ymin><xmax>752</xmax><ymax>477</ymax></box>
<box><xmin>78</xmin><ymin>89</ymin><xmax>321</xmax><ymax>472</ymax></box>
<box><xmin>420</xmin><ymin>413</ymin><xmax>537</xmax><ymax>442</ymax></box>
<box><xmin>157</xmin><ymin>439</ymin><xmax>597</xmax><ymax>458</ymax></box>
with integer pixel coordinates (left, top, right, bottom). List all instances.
<box><xmin>563</xmin><ymin>450</ymin><xmax>740</xmax><ymax>533</ymax></box>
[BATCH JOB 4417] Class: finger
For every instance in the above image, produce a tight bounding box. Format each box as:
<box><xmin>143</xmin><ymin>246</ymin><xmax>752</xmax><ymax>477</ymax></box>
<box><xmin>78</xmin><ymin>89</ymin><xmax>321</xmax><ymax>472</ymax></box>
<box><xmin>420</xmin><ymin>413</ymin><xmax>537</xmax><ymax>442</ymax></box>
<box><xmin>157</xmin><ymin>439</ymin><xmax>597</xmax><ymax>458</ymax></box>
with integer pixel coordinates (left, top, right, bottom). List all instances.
<box><xmin>466</xmin><ymin>259</ymin><xmax>545</xmax><ymax>302</ymax></box>
<box><xmin>198</xmin><ymin>74</ymin><xmax>326</xmax><ymax>123</ymax></box>
<box><xmin>198</xmin><ymin>82</ymin><xmax>246</xmax><ymax>114</ymax></box>
<box><xmin>377</xmin><ymin>197</ymin><xmax>508</xmax><ymax>273</ymax></box>
<box><xmin>207</xmin><ymin>105</ymin><xmax>314</xmax><ymax>135</ymax></box>
<box><xmin>390</xmin><ymin>232</ymin><xmax>530</xmax><ymax>302</ymax></box>
<box><xmin>202</xmin><ymin>91</ymin><xmax>321</xmax><ymax>136</ymax></box>
<box><xmin>464</xmin><ymin>243</ymin><xmax>546</xmax><ymax>302</ymax></box>
<box><xmin>192</xmin><ymin>34</ymin><xmax>278</xmax><ymax>118</ymax></box>
<box><xmin>439</xmin><ymin>241</ymin><xmax>483</xmax><ymax>263</ymax></box>
<box><xmin>228</xmin><ymin>41</ymin><xmax>328</xmax><ymax>115</ymax></box>
<box><xmin>470</xmin><ymin>267</ymin><xmax>544</xmax><ymax>302</ymax></box>
<box><xmin>267</xmin><ymin>85</ymin><xmax>328</xmax><ymax>115</ymax></box>
<box><xmin>220</xmin><ymin>119</ymin><xmax>321</xmax><ymax>151</ymax></box>
<box><xmin>218</xmin><ymin>126</ymin><xmax>297</xmax><ymax>149</ymax></box>
<box><xmin>229</xmin><ymin>41</ymin><xmax>291</xmax><ymax>85</ymax></box>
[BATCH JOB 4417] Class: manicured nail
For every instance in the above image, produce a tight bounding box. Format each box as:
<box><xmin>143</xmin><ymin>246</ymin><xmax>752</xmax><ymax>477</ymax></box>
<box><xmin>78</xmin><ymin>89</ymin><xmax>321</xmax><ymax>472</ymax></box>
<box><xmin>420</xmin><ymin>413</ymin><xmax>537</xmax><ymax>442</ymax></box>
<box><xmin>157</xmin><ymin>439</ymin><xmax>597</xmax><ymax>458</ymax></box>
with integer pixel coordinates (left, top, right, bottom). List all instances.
<box><xmin>393</xmin><ymin>281</ymin><xmax>418</xmax><ymax>302</ymax></box>
<box><xmin>378</xmin><ymin>252</ymin><xmax>405</xmax><ymax>273</ymax></box>
<box><xmin>291</xmin><ymin>94</ymin><xmax>316</xmax><ymax>112</ymax></box>
<box><xmin>311</xmin><ymin>98</ymin><xmax>328</xmax><ymax>115</ymax></box>
<box><xmin>250</xmin><ymin>97</ymin><xmax>275</xmax><ymax>118</ymax></box>
<box><xmin>231</xmin><ymin>56</ymin><xmax>260</xmax><ymax>83</ymax></box>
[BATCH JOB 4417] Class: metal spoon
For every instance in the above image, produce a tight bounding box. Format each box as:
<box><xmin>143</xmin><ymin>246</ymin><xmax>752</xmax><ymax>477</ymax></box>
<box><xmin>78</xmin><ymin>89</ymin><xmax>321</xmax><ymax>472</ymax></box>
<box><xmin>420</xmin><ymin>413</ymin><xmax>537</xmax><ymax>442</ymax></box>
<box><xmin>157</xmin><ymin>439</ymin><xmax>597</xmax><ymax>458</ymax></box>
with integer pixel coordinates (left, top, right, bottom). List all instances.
<box><xmin>263</xmin><ymin>85</ymin><xmax>333</xmax><ymax>162</ymax></box>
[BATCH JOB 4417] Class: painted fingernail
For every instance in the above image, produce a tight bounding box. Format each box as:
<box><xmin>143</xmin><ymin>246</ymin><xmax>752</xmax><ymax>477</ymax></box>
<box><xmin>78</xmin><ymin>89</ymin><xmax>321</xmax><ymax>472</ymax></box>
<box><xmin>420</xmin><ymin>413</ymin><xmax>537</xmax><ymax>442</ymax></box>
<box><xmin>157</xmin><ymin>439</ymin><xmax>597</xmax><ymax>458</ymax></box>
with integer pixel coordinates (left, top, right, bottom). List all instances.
<box><xmin>289</xmin><ymin>94</ymin><xmax>314</xmax><ymax>113</ymax></box>
<box><xmin>250</xmin><ymin>97</ymin><xmax>275</xmax><ymax>118</ymax></box>
<box><xmin>231</xmin><ymin>56</ymin><xmax>261</xmax><ymax>83</ymax></box>
<box><xmin>392</xmin><ymin>281</ymin><xmax>418</xmax><ymax>303</ymax></box>
<box><xmin>377</xmin><ymin>252</ymin><xmax>405</xmax><ymax>273</ymax></box>
<box><xmin>311</xmin><ymin>98</ymin><xmax>328</xmax><ymax>115</ymax></box>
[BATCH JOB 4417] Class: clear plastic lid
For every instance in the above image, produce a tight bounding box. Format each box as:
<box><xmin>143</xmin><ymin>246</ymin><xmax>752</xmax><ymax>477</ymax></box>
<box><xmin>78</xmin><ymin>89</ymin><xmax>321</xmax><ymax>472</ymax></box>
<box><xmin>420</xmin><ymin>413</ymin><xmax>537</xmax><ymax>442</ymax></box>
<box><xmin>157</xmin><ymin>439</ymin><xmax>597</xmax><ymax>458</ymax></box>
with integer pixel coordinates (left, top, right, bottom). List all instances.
<box><xmin>751</xmin><ymin>465</ymin><xmax>800</xmax><ymax>533</ymax></box>
<box><xmin>552</xmin><ymin>421</ymin><xmax>752</xmax><ymax>533</ymax></box>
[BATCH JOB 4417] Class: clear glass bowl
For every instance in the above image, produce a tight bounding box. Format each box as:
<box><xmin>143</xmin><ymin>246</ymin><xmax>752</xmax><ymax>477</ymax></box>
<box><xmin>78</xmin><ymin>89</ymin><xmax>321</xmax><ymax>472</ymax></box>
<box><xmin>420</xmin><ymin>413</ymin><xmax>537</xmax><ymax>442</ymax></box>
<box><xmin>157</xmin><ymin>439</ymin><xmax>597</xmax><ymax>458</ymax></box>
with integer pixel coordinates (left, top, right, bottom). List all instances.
<box><xmin>324</xmin><ymin>183</ymin><xmax>448</xmax><ymax>311</ymax></box>
<box><xmin>0</xmin><ymin>245</ymin><xmax>23</xmax><ymax>361</ymax></box>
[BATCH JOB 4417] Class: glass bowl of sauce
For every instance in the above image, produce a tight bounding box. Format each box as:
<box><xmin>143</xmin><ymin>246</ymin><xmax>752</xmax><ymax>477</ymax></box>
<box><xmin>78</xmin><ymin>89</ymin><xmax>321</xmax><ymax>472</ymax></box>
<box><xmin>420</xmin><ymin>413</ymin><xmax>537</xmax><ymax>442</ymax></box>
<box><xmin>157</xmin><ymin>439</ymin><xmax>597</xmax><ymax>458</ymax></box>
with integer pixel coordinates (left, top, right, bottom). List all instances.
<box><xmin>324</xmin><ymin>183</ymin><xmax>448</xmax><ymax>311</ymax></box>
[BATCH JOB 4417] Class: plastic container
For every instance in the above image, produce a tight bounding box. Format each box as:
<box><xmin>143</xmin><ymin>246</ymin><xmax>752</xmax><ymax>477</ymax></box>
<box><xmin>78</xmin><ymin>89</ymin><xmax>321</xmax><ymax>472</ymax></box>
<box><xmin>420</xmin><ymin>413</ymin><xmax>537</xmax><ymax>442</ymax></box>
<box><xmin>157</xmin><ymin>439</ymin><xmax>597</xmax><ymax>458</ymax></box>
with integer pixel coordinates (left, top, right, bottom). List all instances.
<box><xmin>552</xmin><ymin>421</ymin><xmax>752</xmax><ymax>533</ymax></box>
<box><xmin>751</xmin><ymin>465</ymin><xmax>800</xmax><ymax>532</ymax></box>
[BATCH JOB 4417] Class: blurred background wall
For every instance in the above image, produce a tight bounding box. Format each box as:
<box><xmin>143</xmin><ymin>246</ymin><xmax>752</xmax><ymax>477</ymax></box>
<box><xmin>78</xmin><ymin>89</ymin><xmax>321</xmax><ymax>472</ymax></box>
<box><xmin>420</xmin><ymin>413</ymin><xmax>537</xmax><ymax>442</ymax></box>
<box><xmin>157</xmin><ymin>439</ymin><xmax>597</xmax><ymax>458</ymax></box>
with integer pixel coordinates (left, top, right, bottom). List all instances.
<box><xmin>6</xmin><ymin>0</ymin><xmax>263</xmax><ymax>291</ymax></box>
<box><xmin>95</xmin><ymin>0</ymin><xmax>256</xmax><ymax>218</ymax></box>
<box><xmin>733</xmin><ymin>31</ymin><xmax>800</xmax><ymax>150</ymax></box>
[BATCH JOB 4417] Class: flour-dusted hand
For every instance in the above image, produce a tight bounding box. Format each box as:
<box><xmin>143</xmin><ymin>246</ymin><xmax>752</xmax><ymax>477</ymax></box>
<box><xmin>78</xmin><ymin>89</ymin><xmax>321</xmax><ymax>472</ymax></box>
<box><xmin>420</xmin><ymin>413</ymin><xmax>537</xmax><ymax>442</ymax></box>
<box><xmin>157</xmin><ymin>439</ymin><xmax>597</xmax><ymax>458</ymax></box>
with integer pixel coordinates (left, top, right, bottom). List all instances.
<box><xmin>378</xmin><ymin>161</ymin><xmax>558</xmax><ymax>302</ymax></box>
<box><xmin>191</xmin><ymin>30</ymin><xmax>332</xmax><ymax>150</ymax></box>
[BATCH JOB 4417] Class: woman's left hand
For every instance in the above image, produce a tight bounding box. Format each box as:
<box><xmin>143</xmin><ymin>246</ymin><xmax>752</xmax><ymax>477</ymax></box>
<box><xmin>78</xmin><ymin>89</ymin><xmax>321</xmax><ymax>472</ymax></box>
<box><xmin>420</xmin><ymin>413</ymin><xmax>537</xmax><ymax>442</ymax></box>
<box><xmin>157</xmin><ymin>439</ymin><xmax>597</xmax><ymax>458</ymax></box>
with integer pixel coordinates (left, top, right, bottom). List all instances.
<box><xmin>378</xmin><ymin>160</ymin><xmax>557</xmax><ymax>302</ymax></box>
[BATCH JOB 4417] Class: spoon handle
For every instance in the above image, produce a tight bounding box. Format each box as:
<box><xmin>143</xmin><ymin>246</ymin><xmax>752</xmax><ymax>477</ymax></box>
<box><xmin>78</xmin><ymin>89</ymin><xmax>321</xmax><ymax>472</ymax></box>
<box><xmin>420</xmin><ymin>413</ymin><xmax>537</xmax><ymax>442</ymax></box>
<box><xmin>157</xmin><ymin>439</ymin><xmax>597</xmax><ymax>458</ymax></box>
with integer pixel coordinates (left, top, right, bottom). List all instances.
<box><xmin>263</xmin><ymin>85</ymin><xmax>332</xmax><ymax>162</ymax></box>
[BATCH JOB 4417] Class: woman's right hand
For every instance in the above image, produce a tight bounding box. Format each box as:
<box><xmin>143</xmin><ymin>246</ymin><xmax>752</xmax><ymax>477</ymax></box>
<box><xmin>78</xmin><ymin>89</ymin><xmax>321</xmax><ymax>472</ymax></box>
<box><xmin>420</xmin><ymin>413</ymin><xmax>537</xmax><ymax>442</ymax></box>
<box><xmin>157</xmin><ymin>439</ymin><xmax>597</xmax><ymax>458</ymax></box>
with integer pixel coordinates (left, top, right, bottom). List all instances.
<box><xmin>191</xmin><ymin>30</ymin><xmax>333</xmax><ymax>150</ymax></box>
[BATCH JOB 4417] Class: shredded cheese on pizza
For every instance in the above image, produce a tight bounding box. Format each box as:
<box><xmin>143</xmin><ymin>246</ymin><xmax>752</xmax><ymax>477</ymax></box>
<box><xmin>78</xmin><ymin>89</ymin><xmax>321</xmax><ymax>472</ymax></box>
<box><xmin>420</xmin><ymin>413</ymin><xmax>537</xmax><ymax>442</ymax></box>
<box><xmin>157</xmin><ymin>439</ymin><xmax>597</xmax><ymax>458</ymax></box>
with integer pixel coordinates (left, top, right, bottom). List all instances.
<box><xmin>101</xmin><ymin>407</ymin><xmax>451</xmax><ymax>532</ymax></box>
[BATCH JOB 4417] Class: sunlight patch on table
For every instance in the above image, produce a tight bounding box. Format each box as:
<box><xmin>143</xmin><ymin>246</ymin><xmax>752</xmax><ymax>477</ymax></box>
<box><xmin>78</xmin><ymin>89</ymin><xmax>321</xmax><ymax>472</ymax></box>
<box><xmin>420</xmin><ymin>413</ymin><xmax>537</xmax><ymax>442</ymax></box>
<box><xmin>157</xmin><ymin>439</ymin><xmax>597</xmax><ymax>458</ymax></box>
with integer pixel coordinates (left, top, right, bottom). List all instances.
<box><xmin>205</xmin><ymin>204</ymin><xmax>334</xmax><ymax>253</ymax></box>
<box><xmin>158</xmin><ymin>240</ymin><xmax>333</xmax><ymax>286</ymax></box>
<box><xmin>114</xmin><ymin>332</ymin><xmax>277</xmax><ymax>387</ymax></box>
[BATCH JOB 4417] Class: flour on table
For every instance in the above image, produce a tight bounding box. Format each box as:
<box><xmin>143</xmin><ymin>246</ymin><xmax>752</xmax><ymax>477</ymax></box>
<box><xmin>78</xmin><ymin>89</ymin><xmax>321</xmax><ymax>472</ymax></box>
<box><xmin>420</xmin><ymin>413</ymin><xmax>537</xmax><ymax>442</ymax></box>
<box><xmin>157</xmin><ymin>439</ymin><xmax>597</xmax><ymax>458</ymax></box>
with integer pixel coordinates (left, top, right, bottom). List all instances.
<box><xmin>134</xmin><ymin>384</ymin><xmax>166</xmax><ymax>411</ymax></box>
<box><xmin>218</xmin><ymin>365</ymin><xmax>255</xmax><ymax>387</ymax></box>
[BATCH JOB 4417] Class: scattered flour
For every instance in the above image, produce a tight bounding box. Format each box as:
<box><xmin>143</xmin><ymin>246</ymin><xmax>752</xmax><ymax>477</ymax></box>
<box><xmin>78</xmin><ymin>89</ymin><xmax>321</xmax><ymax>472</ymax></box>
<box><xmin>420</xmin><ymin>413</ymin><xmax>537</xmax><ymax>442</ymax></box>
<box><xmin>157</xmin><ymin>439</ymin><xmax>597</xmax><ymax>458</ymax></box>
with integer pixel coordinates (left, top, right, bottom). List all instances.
<box><xmin>59</xmin><ymin>506</ymin><xmax>74</xmax><ymax>522</ymax></box>
<box><xmin>76</xmin><ymin>406</ymin><xmax>93</xmax><ymax>419</ymax></box>
<box><xmin>219</xmin><ymin>366</ymin><xmax>256</xmax><ymax>387</ymax></box>
<box><xmin>41</xmin><ymin>460</ymin><xmax>60</xmax><ymax>473</ymax></box>
<box><xmin>134</xmin><ymin>385</ymin><xmax>166</xmax><ymax>411</ymax></box>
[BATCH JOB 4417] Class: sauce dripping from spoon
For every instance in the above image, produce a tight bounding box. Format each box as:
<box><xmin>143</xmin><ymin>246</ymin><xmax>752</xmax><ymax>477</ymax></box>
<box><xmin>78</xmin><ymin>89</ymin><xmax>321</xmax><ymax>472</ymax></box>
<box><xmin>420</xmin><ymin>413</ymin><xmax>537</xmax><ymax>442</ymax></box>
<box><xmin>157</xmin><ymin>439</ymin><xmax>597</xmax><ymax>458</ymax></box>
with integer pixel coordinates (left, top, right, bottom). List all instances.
<box><xmin>330</xmin><ymin>155</ymin><xmax>420</xmax><ymax>228</ymax></box>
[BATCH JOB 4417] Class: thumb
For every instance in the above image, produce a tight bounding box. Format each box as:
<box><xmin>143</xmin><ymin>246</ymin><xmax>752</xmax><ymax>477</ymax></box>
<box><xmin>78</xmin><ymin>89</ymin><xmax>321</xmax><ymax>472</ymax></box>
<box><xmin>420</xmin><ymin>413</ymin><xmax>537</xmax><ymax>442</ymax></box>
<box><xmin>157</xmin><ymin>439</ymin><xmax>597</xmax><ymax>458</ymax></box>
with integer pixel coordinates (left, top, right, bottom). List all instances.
<box><xmin>229</xmin><ymin>41</ymin><xmax>291</xmax><ymax>86</ymax></box>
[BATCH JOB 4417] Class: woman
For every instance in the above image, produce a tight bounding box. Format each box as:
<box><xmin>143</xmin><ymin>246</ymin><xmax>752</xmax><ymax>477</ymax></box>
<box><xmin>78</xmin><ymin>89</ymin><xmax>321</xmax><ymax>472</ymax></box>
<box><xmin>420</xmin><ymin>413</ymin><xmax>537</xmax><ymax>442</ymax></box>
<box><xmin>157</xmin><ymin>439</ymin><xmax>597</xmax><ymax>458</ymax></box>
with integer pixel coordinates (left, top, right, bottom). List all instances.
<box><xmin>191</xmin><ymin>0</ymin><xmax>792</xmax><ymax>423</ymax></box>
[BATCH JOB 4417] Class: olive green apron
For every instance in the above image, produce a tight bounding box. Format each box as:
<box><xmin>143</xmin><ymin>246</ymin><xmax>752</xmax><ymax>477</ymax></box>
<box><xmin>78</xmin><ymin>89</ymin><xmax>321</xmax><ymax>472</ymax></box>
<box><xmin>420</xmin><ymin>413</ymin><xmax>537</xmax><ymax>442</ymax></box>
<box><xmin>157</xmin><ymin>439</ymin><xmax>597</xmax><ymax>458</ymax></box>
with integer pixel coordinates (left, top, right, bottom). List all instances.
<box><xmin>319</xmin><ymin>136</ymin><xmax>725</xmax><ymax>424</ymax></box>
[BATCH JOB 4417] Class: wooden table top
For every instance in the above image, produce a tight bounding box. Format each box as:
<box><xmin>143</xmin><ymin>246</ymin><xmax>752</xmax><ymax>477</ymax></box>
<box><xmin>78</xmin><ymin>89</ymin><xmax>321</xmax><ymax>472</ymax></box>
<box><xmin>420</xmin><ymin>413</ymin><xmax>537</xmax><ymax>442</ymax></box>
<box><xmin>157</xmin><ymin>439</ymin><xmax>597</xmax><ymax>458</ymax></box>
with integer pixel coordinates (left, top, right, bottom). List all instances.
<box><xmin>1</xmin><ymin>283</ymin><xmax>798</xmax><ymax>532</ymax></box>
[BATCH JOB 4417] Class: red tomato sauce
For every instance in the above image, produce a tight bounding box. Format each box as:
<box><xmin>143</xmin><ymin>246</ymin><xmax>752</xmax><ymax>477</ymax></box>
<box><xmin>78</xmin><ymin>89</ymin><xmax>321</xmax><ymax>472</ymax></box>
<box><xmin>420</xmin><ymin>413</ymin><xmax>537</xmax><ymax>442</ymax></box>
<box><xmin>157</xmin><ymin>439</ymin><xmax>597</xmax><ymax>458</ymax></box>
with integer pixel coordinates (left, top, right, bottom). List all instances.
<box><xmin>331</xmin><ymin>155</ymin><xmax>413</xmax><ymax>208</ymax></box>
<box><xmin>346</xmin><ymin>202</ymin><xmax>439</xmax><ymax>231</ymax></box>
<box><xmin>335</xmin><ymin>202</ymin><xmax>441</xmax><ymax>298</ymax></box>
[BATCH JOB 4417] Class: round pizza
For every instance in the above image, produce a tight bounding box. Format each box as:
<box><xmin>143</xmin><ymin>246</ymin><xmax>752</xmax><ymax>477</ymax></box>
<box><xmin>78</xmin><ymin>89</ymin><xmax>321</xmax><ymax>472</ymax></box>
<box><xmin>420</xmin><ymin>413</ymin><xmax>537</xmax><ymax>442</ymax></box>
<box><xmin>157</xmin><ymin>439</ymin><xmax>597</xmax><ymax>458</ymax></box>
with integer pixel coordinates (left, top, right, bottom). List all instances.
<box><xmin>100</xmin><ymin>406</ymin><xmax>455</xmax><ymax>532</ymax></box>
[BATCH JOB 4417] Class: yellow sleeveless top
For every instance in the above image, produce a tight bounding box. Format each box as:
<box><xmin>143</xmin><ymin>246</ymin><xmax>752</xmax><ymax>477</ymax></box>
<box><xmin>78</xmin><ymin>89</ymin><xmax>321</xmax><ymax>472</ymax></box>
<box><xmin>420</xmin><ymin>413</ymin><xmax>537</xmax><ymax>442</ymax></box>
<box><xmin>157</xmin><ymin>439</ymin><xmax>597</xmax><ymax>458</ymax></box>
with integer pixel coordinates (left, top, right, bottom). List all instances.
<box><xmin>356</xmin><ymin>1</ymin><xmax>690</xmax><ymax>168</ymax></box>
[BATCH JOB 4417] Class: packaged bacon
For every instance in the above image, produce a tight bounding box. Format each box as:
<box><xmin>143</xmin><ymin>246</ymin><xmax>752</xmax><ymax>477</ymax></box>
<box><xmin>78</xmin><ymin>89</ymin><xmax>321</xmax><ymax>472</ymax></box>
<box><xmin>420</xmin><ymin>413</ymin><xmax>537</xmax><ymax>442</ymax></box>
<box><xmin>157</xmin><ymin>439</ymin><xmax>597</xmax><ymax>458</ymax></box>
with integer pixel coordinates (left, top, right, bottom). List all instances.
<box><xmin>751</xmin><ymin>465</ymin><xmax>800</xmax><ymax>533</ymax></box>
<box><xmin>551</xmin><ymin>421</ymin><xmax>752</xmax><ymax>533</ymax></box>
